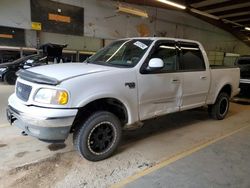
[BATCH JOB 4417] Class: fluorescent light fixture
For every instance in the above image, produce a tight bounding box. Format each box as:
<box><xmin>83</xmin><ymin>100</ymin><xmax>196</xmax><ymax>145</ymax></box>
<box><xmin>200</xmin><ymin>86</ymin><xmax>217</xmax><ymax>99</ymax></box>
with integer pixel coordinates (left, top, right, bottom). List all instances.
<box><xmin>157</xmin><ymin>0</ymin><xmax>186</xmax><ymax>10</ymax></box>
<box><xmin>245</xmin><ymin>27</ymin><xmax>250</xmax><ymax>31</ymax></box>
<box><xmin>190</xmin><ymin>8</ymin><xmax>220</xmax><ymax>20</ymax></box>
<box><xmin>117</xmin><ymin>4</ymin><xmax>148</xmax><ymax>18</ymax></box>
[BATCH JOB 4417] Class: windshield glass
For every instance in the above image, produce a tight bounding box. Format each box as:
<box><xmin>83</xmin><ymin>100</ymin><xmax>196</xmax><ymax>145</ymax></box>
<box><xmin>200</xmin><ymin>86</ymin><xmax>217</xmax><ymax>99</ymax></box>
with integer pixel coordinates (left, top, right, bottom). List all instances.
<box><xmin>86</xmin><ymin>39</ymin><xmax>152</xmax><ymax>68</ymax></box>
<box><xmin>24</xmin><ymin>55</ymin><xmax>46</xmax><ymax>64</ymax></box>
<box><xmin>237</xmin><ymin>59</ymin><xmax>250</xmax><ymax>65</ymax></box>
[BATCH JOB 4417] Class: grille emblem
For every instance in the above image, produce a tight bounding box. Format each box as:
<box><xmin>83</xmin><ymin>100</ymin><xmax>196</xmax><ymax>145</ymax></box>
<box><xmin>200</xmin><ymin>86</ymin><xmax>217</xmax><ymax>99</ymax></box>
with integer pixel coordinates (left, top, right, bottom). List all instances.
<box><xmin>16</xmin><ymin>82</ymin><xmax>32</xmax><ymax>102</ymax></box>
<box><xmin>17</xmin><ymin>86</ymin><xmax>22</xmax><ymax>93</ymax></box>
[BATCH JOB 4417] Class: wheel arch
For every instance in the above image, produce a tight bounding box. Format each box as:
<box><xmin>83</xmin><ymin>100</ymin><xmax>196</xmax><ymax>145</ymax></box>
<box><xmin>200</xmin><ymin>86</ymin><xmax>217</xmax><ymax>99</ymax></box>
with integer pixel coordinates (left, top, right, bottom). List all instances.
<box><xmin>71</xmin><ymin>97</ymin><xmax>130</xmax><ymax>132</ymax></box>
<box><xmin>213</xmin><ymin>83</ymin><xmax>232</xmax><ymax>104</ymax></box>
<box><xmin>219</xmin><ymin>84</ymin><xmax>232</xmax><ymax>96</ymax></box>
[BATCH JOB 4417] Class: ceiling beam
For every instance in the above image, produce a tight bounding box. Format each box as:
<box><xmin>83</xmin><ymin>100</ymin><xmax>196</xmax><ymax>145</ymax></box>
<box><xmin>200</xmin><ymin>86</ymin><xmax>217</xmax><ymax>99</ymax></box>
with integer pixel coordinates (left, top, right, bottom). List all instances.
<box><xmin>187</xmin><ymin>10</ymin><xmax>250</xmax><ymax>46</ymax></box>
<box><xmin>234</xmin><ymin>18</ymin><xmax>250</xmax><ymax>23</ymax></box>
<box><xmin>227</xmin><ymin>13</ymin><xmax>250</xmax><ymax>21</ymax></box>
<box><xmin>213</xmin><ymin>6</ymin><xmax>250</xmax><ymax>16</ymax></box>
<box><xmin>190</xmin><ymin>0</ymin><xmax>230</xmax><ymax>8</ymax></box>
<box><xmin>207</xmin><ymin>3</ymin><xmax>250</xmax><ymax>14</ymax></box>
<box><xmin>237</xmin><ymin>20</ymin><xmax>250</xmax><ymax>25</ymax></box>
<box><xmin>198</xmin><ymin>0</ymin><xmax>249</xmax><ymax>11</ymax></box>
<box><xmin>219</xmin><ymin>12</ymin><xmax>250</xmax><ymax>19</ymax></box>
<box><xmin>187</xmin><ymin>0</ymin><xmax>205</xmax><ymax>5</ymax></box>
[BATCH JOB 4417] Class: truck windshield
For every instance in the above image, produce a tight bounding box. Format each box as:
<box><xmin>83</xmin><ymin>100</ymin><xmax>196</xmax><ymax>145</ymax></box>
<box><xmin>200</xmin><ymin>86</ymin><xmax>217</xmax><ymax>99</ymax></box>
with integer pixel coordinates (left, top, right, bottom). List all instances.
<box><xmin>86</xmin><ymin>39</ymin><xmax>152</xmax><ymax>68</ymax></box>
<box><xmin>237</xmin><ymin>59</ymin><xmax>250</xmax><ymax>65</ymax></box>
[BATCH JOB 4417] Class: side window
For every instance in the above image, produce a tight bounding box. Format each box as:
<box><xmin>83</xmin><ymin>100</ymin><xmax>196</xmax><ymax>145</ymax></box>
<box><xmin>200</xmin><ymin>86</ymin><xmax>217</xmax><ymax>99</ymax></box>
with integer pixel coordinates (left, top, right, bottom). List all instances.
<box><xmin>150</xmin><ymin>43</ymin><xmax>177</xmax><ymax>72</ymax></box>
<box><xmin>179</xmin><ymin>42</ymin><xmax>205</xmax><ymax>71</ymax></box>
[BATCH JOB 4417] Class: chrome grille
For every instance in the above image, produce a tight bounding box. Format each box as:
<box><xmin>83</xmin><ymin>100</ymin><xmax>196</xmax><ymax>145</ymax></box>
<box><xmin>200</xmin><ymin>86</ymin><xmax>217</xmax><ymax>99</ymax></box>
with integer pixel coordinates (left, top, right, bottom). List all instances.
<box><xmin>16</xmin><ymin>82</ymin><xmax>32</xmax><ymax>102</ymax></box>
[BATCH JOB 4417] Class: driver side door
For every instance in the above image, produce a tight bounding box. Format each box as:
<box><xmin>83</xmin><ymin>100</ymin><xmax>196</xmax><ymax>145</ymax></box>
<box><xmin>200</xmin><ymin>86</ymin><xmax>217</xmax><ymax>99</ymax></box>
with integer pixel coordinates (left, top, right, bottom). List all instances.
<box><xmin>137</xmin><ymin>40</ymin><xmax>183</xmax><ymax>121</ymax></box>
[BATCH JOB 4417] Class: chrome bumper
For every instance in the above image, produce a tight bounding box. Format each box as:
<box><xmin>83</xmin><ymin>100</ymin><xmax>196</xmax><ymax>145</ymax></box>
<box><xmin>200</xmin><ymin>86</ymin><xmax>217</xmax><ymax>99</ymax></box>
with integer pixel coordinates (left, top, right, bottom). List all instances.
<box><xmin>240</xmin><ymin>79</ymin><xmax>250</xmax><ymax>84</ymax></box>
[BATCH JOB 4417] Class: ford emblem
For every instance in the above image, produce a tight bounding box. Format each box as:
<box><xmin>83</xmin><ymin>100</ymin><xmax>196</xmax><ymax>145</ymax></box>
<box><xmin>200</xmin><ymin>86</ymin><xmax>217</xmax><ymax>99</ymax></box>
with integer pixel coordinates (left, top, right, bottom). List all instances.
<box><xmin>17</xmin><ymin>87</ymin><xmax>22</xmax><ymax>93</ymax></box>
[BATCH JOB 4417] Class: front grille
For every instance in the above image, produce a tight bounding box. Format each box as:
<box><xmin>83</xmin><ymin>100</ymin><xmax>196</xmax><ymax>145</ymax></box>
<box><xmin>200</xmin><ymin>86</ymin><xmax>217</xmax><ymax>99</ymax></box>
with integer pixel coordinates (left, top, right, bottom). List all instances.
<box><xmin>16</xmin><ymin>82</ymin><xmax>32</xmax><ymax>102</ymax></box>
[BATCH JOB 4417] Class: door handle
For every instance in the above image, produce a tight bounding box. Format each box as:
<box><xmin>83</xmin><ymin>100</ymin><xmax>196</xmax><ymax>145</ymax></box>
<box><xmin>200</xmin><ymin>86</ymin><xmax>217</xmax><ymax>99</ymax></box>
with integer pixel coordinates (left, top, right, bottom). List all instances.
<box><xmin>200</xmin><ymin>76</ymin><xmax>207</xmax><ymax>80</ymax></box>
<box><xmin>171</xmin><ymin>79</ymin><xmax>180</xmax><ymax>83</ymax></box>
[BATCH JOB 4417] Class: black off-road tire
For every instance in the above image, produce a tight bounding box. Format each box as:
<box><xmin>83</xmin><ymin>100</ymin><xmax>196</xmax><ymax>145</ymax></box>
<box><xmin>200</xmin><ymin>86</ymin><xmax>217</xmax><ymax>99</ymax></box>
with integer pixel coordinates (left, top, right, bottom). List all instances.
<box><xmin>73</xmin><ymin>111</ymin><xmax>122</xmax><ymax>161</ymax></box>
<box><xmin>208</xmin><ymin>92</ymin><xmax>230</xmax><ymax>120</ymax></box>
<box><xmin>4</xmin><ymin>71</ymin><xmax>17</xmax><ymax>85</ymax></box>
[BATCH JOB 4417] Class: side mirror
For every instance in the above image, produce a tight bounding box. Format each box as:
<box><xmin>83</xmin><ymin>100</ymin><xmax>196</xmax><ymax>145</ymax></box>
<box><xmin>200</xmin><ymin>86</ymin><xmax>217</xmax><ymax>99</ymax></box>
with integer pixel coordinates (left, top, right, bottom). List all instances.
<box><xmin>148</xmin><ymin>58</ymin><xmax>164</xmax><ymax>71</ymax></box>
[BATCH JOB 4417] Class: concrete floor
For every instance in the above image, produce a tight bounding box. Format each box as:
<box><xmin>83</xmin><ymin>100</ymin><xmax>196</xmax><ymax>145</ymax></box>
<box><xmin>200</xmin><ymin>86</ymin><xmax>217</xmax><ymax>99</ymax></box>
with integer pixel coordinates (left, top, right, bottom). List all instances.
<box><xmin>123</xmin><ymin>126</ymin><xmax>250</xmax><ymax>188</ymax></box>
<box><xmin>0</xmin><ymin>83</ymin><xmax>250</xmax><ymax>188</ymax></box>
<box><xmin>0</xmin><ymin>84</ymin><xmax>14</xmax><ymax>127</ymax></box>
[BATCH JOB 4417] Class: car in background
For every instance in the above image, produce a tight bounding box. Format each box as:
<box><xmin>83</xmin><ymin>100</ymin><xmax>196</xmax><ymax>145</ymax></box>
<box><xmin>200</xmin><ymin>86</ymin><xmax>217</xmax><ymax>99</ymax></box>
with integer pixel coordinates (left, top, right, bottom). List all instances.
<box><xmin>0</xmin><ymin>43</ymin><xmax>67</xmax><ymax>85</ymax></box>
<box><xmin>0</xmin><ymin>54</ymin><xmax>48</xmax><ymax>84</ymax></box>
<box><xmin>235</xmin><ymin>56</ymin><xmax>250</xmax><ymax>95</ymax></box>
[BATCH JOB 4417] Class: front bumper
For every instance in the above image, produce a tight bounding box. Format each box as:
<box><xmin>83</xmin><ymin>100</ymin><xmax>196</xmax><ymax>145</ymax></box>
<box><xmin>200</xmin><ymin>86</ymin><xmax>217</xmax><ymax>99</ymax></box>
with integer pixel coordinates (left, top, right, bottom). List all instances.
<box><xmin>240</xmin><ymin>79</ymin><xmax>250</xmax><ymax>85</ymax></box>
<box><xmin>0</xmin><ymin>72</ymin><xmax>4</xmax><ymax>81</ymax></box>
<box><xmin>7</xmin><ymin>94</ymin><xmax>78</xmax><ymax>142</ymax></box>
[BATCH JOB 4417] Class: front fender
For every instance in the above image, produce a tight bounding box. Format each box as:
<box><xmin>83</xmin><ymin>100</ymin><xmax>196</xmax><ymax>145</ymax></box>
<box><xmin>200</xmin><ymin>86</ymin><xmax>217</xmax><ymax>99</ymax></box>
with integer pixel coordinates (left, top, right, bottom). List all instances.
<box><xmin>76</xmin><ymin>93</ymin><xmax>139</xmax><ymax>125</ymax></box>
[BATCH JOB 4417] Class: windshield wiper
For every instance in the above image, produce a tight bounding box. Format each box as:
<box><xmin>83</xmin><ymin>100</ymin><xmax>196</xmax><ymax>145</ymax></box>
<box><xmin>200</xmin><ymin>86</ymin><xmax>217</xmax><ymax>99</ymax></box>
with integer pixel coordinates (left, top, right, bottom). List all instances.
<box><xmin>108</xmin><ymin>62</ymin><xmax>132</xmax><ymax>67</ymax></box>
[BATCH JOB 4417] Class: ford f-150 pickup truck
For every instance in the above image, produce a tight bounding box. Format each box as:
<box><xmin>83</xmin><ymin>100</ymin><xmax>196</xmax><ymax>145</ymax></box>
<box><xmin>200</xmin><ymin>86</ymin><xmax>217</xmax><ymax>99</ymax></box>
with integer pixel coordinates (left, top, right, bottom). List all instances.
<box><xmin>7</xmin><ymin>38</ymin><xmax>240</xmax><ymax>161</ymax></box>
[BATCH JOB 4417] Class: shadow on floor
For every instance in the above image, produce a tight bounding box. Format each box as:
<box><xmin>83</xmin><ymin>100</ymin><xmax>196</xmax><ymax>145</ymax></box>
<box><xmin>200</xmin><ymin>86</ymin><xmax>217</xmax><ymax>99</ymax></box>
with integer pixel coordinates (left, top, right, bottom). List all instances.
<box><xmin>121</xmin><ymin>108</ymin><xmax>211</xmax><ymax>148</ymax></box>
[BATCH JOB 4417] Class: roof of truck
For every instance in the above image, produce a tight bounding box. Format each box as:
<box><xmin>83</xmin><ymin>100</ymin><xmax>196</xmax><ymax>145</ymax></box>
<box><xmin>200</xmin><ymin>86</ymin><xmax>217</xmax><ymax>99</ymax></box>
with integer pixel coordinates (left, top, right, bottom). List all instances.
<box><xmin>120</xmin><ymin>37</ymin><xmax>201</xmax><ymax>45</ymax></box>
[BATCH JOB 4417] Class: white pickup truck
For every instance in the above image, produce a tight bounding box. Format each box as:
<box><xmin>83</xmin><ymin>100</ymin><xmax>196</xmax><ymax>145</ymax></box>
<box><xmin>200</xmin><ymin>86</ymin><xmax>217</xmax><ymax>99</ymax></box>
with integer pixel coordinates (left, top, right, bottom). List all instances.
<box><xmin>7</xmin><ymin>38</ymin><xmax>240</xmax><ymax>161</ymax></box>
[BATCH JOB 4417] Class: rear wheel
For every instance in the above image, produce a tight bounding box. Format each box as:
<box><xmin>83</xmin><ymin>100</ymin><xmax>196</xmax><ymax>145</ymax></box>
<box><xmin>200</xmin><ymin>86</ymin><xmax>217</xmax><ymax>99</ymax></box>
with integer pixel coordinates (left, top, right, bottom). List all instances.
<box><xmin>73</xmin><ymin>111</ymin><xmax>122</xmax><ymax>161</ymax></box>
<box><xmin>4</xmin><ymin>71</ymin><xmax>17</xmax><ymax>85</ymax></box>
<box><xmin>208</xmin><ymin>92</ymin><xmax>230</xmax><ymax>120</ymax></box>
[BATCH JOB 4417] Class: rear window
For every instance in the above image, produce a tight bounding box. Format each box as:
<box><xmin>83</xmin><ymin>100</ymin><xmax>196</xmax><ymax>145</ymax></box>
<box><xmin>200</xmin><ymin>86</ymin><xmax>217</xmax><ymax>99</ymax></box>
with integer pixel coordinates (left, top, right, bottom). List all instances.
<box><xmin>179</xmin><ymin>42</ymin><xmax>205</xmax><ymax>71</ymax></box>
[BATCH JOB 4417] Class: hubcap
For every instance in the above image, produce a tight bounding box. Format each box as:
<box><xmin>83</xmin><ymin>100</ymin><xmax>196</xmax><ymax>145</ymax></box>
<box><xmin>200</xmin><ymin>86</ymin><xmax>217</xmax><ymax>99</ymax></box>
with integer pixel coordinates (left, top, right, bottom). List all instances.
<box><xmin>219</xmin><ymin>98</ymin><xmax>228</xmax><ymax>116</ymax></box>
<box><xmin>87</xmin><ymin>122</ymin><xmax>116</xmax><ymax>155</ymax></box>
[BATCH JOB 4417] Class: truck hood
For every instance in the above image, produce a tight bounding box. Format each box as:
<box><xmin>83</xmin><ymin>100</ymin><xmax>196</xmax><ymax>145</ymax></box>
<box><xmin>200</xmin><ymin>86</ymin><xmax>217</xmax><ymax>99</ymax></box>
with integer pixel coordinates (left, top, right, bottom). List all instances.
<box><xmin>25</xmin><ymin>63</ymin><xmax>115</xmax><ymax>83</ymax></box>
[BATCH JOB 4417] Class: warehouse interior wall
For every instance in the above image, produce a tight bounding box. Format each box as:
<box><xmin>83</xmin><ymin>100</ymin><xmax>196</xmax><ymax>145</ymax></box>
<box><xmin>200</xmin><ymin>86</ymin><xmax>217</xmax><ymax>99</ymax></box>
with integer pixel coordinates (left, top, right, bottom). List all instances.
<box><xmin>0</xmin><ymin>0</ymin><xmax>249</xmax><ymax>55</ymax></box>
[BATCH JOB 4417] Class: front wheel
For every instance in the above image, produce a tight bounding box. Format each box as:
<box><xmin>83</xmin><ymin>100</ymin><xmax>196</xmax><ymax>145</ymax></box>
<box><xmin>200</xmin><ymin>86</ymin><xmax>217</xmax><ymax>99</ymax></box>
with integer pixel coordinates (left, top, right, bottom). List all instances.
<box><xmin>208</xmin><ymin>92</ymin><xmax>230</xmax><ymax>120</ymax></box>
<box><xmin>73</xmin><ymin>111</ymin><xmax>122</xmax><ymax>161</ymax></box>
<box><xmin>4</xmin><ymin>71</ymin><xmax>17</xmax><ymax>85</ymax></box>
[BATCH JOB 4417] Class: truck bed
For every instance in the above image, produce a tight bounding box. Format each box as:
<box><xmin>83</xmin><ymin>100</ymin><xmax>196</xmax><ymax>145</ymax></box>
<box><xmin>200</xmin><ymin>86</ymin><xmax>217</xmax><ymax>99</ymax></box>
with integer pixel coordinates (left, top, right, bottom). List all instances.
<box><xmin>206</xmin><ymin>67</ymin><xmax>240</xmax><ymax>104</ymax></box>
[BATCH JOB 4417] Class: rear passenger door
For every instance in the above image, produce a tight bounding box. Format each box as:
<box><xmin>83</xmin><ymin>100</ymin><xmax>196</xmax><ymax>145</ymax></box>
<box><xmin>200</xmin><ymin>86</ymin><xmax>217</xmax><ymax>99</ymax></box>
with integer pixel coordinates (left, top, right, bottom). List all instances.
<box><xmin>178</xmin><ymin>41</ymin><xmax>210</xmax><ymax>110</ymax></box>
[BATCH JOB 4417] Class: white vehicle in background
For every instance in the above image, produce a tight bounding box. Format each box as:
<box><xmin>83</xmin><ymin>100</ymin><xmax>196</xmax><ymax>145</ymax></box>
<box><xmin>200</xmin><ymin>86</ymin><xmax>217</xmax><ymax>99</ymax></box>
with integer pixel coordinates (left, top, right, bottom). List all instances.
<box><xmin>7</xmin><ymin>37</ymin><xmax>240</xmax><ymax>161</ymax></box>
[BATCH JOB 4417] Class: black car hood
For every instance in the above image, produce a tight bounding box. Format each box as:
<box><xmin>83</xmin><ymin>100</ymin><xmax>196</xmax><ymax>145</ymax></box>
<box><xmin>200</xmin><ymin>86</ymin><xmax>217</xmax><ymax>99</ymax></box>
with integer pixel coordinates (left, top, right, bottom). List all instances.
<box><xmin>0</xmin><ymin>60</ymin><xmax>21</xmax><ymax>68</ymax></box>
<box><xmin>0</xmin><ymin>54</ymin><xmax>40</xmax><ymax>68</ymax></box>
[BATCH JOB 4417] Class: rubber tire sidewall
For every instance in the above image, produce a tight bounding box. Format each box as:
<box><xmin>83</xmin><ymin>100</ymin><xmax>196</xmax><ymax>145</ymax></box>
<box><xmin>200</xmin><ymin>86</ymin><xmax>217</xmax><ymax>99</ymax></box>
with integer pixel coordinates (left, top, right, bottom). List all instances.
<box><xmin>74</xmin><ymin>111</ymin><xmax>122</xmax><ymax>161</ymax></box>
<box><xmin>209</xmin><ymin>92</ymin><xmax>230</xmax><ymax>120</ymax></box>
<box><xmin>4</xmin><ymin>71</ymin><xmax>17</xmax><ymax>85</ymax></box>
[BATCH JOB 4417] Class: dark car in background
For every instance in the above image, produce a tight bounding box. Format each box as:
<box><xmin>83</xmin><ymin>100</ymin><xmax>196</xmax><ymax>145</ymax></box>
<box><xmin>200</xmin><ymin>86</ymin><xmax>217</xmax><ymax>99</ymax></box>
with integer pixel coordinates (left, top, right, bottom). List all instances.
<box><xmin>235</xmin><ymin>56</ymin><xmax>250</xmax><ymax>95</ymax></box>
<box><xmin>0</xmin><ymin>43</ymin><xmax>67</xmax><ymax>85</ymax></box>
<box><xmin>0</xmin><ymin>54</ymin><xmax>47</xmax><ymax>84</ymax></box>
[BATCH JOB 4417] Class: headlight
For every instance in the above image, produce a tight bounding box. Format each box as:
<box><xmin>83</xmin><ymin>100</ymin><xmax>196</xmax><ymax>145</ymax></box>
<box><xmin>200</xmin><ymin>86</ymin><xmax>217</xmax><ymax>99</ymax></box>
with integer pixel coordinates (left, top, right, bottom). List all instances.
<box><xmin>0</xmin><ymin>67</ymin><xmax>7</xmax><ymax>72</ymax></box>
<box><xmin>34</xmin><ymin>88</ymin><xmax>68</xmax><ymax>105</ymax></box>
